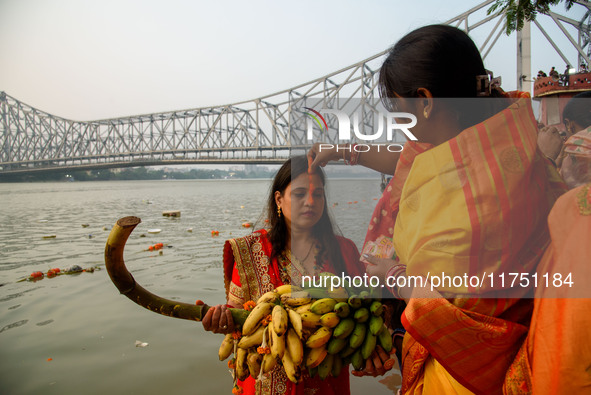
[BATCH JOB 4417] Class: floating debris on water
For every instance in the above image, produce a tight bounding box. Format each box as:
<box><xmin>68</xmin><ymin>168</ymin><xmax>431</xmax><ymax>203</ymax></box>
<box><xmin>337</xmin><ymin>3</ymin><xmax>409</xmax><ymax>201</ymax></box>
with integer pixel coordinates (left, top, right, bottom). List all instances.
<box><xmin>0</xmin><ymin>319</ymin><xmax>28</xmax><ymax>333</ymax></box>
<box><xmin>38</xmin><ymin>219</ymin><xmax>48</xmax><ymax>223</ymax></box>
<box><xmin>135</xmin><ymin>340</ymin><xmax>149</xmax><ymax>347</ymax></box>
<box><xmin>17</xmin><ymin>265</ymin><xmax>101</xmax><ymax>283</ymax></box>
<box><xmin>102</xmin><ymin>226</ymin><xmax>109</xmax><ymax>231</ymax></box>
<box><xmin>186</xmin><ymin>228</ymin><xmax>193</xmax><ymax>232</ymax></box>
<box><xmin>147</xmin><ymin>229</ymin><xmax>161</xmax><ymax>234</ymax></box>
<box><xmin>162</xmin><ymin>210</ymin><xmax>180</xmax><ymax>217</ymax></box>
<box><xmin>81</xmin><ymin>224</ymin><xmax>90</xmax><ymax>228</ymax></box>
<box><xmin>242</xmin><ymin>222</ymin><xmax>252</xmax><ymax>228</ymax></box>
<box><xmin>146</xmin><ymin>243</ymin><xmax>164</xmax><ymax>251</ymax></box>
<box><xmin>42</xmin><ymin>235</ymin><xmax>57</xmax><ymax>239</ymax></box>
<box><xmin>211</xmin><ymin>230</ymin><xmax>219</xmax><ymax>236</ymax></box>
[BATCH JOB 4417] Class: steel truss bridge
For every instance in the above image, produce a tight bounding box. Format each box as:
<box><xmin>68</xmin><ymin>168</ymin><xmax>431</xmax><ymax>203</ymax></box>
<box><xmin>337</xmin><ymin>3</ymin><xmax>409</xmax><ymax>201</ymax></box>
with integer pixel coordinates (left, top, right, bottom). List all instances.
<box><xmin>1</xmin><ymin>0</ymin><xmax>590</xmax><ymax>176</ymax></box>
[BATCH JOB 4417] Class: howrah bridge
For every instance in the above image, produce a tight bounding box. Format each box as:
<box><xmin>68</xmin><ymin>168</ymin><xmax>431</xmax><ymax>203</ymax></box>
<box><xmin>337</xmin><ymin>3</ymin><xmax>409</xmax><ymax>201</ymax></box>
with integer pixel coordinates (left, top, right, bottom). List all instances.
<box><xmin>1</xmin><ymin>0</ymin><xmax>590</xmax><ymax>175</ymax></box>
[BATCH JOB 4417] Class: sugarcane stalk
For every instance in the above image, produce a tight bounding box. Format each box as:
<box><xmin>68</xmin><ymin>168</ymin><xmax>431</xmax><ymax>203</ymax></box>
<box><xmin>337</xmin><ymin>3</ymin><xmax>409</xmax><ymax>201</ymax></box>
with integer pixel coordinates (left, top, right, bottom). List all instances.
<box><xmin>105</xmin><ymin>216</ymin><xmax>249</xmax><ymax>325</ymax></box>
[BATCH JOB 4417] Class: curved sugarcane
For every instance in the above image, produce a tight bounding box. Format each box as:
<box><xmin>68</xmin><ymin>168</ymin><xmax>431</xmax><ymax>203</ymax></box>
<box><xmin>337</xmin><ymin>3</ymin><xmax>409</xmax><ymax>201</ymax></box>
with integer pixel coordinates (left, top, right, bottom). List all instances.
<box><xmin>104</xmin><ymin>216</ymin><xmax>249</xmax><ymax>325</ymax></box>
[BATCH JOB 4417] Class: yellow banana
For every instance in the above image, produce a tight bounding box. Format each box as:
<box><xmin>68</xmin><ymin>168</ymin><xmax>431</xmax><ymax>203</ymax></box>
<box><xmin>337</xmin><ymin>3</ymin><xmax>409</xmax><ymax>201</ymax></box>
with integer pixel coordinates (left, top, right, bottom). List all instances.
<box><xmin>306</xmin><ymin>326</ymin><xmax>333</xmax><ymax>349</ymax></box>
<box><xmin>257</xmin><ymin>291</ymin><xmax>280</xmax><ymax>304</ymax></box>
<box><xmin>247</xmin><ymin>350</ymin><xmax>263</xmax><ymax>378</ymax></box>
<box><xmin>218</xmin><ymin>333</ymin><xmax>234</xmax><ymax>361</ymax></box>
<box><xmin>272</xmin><ymin>305</ymin><xmax>288</xmax><ymax>336</ymax></box>
<box><xmin>236</xmin><ymin>347</ymin><xmax>249</xmax><ymax>381</ymax></box>
<box><xmin>274</xmin><ymin>284</ymin><xmax>301</xmax><ymax>295</ymax></box>
<box><xmin>305</xmin><ymin>345</ymin><xmax>328</xmax><ymax>368</ymax></box>
<box><xmin>238</xmin><ymin>325</ymin><xmax>265</xmax><ymax>349</ymax></box>
<box><xmin>282</xmin><ymin>347</ymin><xmax>301</xmax><ymax>384</ymax></box>
<box><xmin>270</xmin><ymin>324</ymin><xmax>285</xmax><ymax>359</ymax></box>
<box><xmin>287</xmin><ymin>308</ymin><xmax>303</xmax><ymax>339</ymax></box>
<box><xmin>294</xmin><ymin>303</ymin><xmax>312</xmax><ymax>315</ymax></box>
<box><xmin>319</xmin><ymin>312</ymin><xmax>340</xmax><ymax>328</ymax></box>
<box><xmin>281</xmin><ymin>290</ymin><xmax>312</xmax><ymax>307</ymax></box>
<box><xmin>241</xmin><ymin>302</ymin><xmax>274</xmax><ymax>336</ymax></box>
<box><xmin>261</xmin><ymin>351</ymin><xmax>277</xmax><ymax>374</ymax></box>
<box><xmin>310</xmin><ymin>298</ymin><xmax>338</xmax><ymax>315</ymax></box>
<box><xmin>300</xmin><ymin>311</ymin><xmax>322</xmax><ymax>328</ymax></box>
<box><xmin>286</xmin><ymin>328</ymin><xmax>304</xmax><ymax>365</ymax></box>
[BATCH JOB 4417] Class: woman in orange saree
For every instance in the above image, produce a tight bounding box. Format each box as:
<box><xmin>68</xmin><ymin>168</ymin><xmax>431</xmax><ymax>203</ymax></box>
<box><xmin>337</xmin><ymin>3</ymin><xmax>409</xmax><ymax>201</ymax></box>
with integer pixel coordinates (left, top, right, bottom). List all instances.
<box><xmin>308</xmin><ymin>25</ymin><xmax>565</xmax><ymax>394</ymax></box>
<box><xmin>203</xmin><ymin>155</ymin><xmax>362</xmax><ymax>395</ymax></box>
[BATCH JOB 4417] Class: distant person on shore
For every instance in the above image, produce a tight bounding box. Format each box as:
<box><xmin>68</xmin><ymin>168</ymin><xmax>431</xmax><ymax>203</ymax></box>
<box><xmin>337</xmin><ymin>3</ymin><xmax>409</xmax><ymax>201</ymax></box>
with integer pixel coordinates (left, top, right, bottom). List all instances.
<box><xmin>202</xmin><ymin>155</ymin><xmax>365</xmax><ymax>395</ymax></box>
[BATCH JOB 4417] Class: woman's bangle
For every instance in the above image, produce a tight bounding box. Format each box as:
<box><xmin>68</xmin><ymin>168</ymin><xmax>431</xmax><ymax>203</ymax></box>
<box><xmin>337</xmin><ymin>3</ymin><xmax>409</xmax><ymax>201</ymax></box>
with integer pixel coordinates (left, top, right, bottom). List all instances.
<box><xmin>386</xmin><ymin>264</ymin><xmax>406</xmax><ymax>299</ymax></box>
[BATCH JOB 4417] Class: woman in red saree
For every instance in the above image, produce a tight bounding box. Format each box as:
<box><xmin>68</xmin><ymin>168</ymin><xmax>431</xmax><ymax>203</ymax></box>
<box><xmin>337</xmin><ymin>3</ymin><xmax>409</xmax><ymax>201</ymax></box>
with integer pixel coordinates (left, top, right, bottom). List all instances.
<box><xmin>308</xmin><ymin>25</ymin><xmax>565</xmax><ymax>394</ymax></box>
<box><xmin>203</xmin><ymin>155</ymin><xmax>362</xmax><ymax>395</ymax></box>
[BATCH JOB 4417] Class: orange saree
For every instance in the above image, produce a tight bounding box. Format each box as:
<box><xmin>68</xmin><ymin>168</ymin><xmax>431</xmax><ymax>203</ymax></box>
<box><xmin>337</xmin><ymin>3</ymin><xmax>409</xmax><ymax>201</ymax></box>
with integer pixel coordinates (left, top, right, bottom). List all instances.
<box><xmin>364</xmin><ymin>97</ymin><xmax>566</xmax><ymax>394</ymax></box>
<box><xmin>222</xmin><ymin>229</ymin><xmax>362</xmax><ymax>395</ymax></box>
<box><xmin>503</xmin><ymin>183</ymin><xmax>591</xmax><ymax>394</ymax></box>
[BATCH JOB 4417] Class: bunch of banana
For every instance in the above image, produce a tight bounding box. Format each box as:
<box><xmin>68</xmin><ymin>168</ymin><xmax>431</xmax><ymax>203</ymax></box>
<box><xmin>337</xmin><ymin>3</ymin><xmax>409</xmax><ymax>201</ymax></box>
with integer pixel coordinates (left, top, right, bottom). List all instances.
<box><xmin>217</xmin><ymin>285</ymin><xmax>307</xmax><ymax>384</ymax></box>
<box><xmin>216</xmin><ymin>285</ymin><xmax>392</xmax><ymax>383</ymax></box>
<box><xmin>302</xmin><ymin>291</ymin><xmax>393</xmax><ymax>377</ymax></box>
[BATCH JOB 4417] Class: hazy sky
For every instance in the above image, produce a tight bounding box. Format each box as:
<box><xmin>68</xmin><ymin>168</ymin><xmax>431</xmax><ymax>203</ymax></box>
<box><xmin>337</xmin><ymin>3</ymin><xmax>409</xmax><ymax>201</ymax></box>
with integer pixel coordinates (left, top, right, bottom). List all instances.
<box><xmin>0</xmin><ymin>0</ymin><xmax>587</xmax><ymax>121</ymax></box>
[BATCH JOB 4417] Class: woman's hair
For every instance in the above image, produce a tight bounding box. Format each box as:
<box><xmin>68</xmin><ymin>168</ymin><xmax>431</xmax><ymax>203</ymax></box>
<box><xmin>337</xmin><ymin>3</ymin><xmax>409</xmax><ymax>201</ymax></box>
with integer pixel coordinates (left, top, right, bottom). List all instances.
<box><xmin>563</xmin><ymin>91</ymin><xmax>591</xmax><ymax>128</ymax></box>
<box><xmin>266</xmin><ymin>156</ymin><xmax>346</xmax><ymax>275</ymax></box>
<box><xmin>378</xmin><ymin>24</ymin><xmax>509</xmax><ymax>129</ymax></box>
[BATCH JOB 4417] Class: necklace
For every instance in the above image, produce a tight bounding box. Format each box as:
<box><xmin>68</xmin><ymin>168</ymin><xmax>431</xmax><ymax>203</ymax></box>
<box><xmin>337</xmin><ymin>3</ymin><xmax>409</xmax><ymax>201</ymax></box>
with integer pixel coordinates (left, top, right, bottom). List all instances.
<box><xmin>297</xmin><ymin>242</ymin><xmax>314</xmax><ymax>263</ymax></box>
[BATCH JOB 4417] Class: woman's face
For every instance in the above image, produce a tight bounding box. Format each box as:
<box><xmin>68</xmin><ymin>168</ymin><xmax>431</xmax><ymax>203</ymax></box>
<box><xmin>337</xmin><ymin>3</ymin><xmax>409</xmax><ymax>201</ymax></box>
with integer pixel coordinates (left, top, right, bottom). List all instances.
<box><xmin>275</xmin><ymin>172</ymin><xmax>325</xmax><ymax>231</ymax></box>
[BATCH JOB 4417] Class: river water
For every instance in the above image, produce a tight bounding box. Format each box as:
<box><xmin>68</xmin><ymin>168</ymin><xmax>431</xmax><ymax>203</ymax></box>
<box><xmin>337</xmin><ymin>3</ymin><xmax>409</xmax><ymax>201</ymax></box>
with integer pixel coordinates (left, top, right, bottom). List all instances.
<box><xmin>0</xmin><ymin>178</ymin><xmax>400</xmax><ymax>395</ymax></box>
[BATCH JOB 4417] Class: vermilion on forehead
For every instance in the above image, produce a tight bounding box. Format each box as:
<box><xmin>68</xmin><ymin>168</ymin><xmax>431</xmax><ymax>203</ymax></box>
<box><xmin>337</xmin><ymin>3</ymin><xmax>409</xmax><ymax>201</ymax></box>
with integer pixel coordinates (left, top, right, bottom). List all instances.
<box><xmin>290</xmin><ymin>173</ymin><xmax>323</xmax><ymax>189</ymax></box>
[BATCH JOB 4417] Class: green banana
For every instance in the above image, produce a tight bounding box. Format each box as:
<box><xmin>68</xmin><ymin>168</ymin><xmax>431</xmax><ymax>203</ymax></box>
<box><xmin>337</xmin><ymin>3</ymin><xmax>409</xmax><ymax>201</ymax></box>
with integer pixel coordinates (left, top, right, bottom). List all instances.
<box><xmin>359</xmin><ymin>290</ymin><xmax>371</xmax><ymax>305</ymax></box>
<box><xmin>332</xmin><ymin>354</ymin><xmax>343</xmax><ymax>378</ymax></box>
<box><xmin>369</xmin><ymin>315</ymin><xmax>384</xmax><ymax>336</ymax></box>
<box><xmin>334</xmin><ymin>302</ymin><xmax>351</xmax><ymax>318</ymax></box>
<box><xmin>339</xmin><ymin>345</ymin><xmax>356</xmax><ymax>358</ymax></box>
<box><xmin>347</xmin><ymin>295</ymin><xmax>362</xmax><ymax>309</ymax></box>
<box><xmin>310</xmin><ymin>298</ymin><xmax>338</xmax><ymax>315</ymax></box>
<box><xmin>351</xmin><ymin>349</ymin><xmax>364</xmax><ymax>371</ymax></box>
<box><xmin>378</xmin><ymin>325</ymin><xmax>393</xmax><ymax>353</ymax></box>
<box><xmin>327</xmin><ymin>337</ymin><xmax>348</xmax><ymax>355</ymax></box>
<box><xmin>361</xmin><ymin>332</ymin><xmax>377</xmax><ymax>360</ymax></box>
<box><xmin>353</xmin><ymin>307</ymin><xmax>370</xmax><ymax>323</ymax></box>
<box><xmin>369</xmin><ymin>300</ymin><xmax>384</xmax><ymax>316</ymax></box>
<box><xmin>333</xmin><ymin>318</ymin><xmax>355</xmax><ymax>339</ymax></box>
<box><xmin>349</xmin><ymin>322</ymin><xmax>367</xmax><ymax>349</ymax></box>
<box><xmin>318</xmin><ymin>353</ymin><xmax>334</xmax><ymax>380</ymax></box>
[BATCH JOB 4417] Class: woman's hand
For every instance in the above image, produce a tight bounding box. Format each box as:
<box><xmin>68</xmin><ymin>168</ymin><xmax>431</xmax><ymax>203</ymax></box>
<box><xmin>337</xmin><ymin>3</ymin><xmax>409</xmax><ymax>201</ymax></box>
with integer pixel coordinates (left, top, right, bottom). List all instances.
<box><xmin>537</xmin><ymin>125</ymin><xmax>564</xmax><ymax>161</ymax></box>
<box><xmin>364</xmin><ymin>254</ymin><xmax>397</xmax><ymax>280</ymax></box>
<box><xmin>351</xmin><ymin>344</ymin><xmax>398</xmax><ymax>377</ymax></box>
<box><xmin>307</xmin><ymin>142</ymin><xmax>341</xmax><ymax>172</ymax></box>
<box><xmin>202</xmin><ymin>304</ymin><xmax>235</xmax><ymax>334</ymax></box>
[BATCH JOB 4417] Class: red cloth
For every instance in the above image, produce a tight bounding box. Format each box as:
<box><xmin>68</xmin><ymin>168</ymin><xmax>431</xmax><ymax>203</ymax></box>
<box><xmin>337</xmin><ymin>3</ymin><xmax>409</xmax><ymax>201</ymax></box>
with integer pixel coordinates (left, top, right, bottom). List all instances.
<box><xmin>222</xmin><ymin>229</ymin><xmax>361</xmax><ymax>395</ymax></box>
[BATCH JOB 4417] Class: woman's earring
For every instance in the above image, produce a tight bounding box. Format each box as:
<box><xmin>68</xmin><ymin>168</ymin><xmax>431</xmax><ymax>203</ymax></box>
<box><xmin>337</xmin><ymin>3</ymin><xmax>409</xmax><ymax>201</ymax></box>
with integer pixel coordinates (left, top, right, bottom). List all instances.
<box><xmin>423</xmin><ymin>109</ymin><xmax>429</xmax><ymax>119</ymax></box>
<box><xmin>277</xmin><ymin>205</ymin><xmax>282</xmax><ymax>217</ymax></box>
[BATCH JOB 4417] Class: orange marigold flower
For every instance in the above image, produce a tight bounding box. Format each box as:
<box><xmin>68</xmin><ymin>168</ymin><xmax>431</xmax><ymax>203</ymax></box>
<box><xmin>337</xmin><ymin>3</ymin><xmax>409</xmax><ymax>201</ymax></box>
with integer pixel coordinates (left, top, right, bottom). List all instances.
<box><xmin>232</xmin><ymin>331</ymin><xmax>242</xmax><ymax>340</ymax></box>
<box><xmin>243</xmin><ymin>300</ymin><xmax>256</xmax><ymax>311</ymax></box>
<box><xmin>262</xmin><ymin>314</ymin><xmax>273</xmax><ymax>326</ymax></box>
<box><xmin>257</xmin><ymin>346</ymin><xmax>271</xmax><ymax>355</ymax></box>
<box><xmin>232</xmin><ymin>384</ymin><xmax>243</xmax><ymax>395</ymax></box>
<box><xmin>228</xmin><ymin>358</ymin><xmax>236</xmax><ymax>369</ymax></box>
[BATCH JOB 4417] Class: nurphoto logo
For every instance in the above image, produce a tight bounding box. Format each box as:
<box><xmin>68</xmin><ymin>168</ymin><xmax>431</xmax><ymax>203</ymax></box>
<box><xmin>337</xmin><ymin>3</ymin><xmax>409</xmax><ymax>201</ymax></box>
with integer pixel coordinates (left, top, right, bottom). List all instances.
<box><xmin>303</xmin><ymin>106</ymin><xmax>419</xmax><ymax>152</ymax></box>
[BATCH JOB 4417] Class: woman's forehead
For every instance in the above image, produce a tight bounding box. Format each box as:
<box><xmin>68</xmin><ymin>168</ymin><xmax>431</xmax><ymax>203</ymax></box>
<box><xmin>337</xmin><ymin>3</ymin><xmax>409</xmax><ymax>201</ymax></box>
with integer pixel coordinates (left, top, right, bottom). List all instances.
<box><xmin>290</xmin><ymin>173</ymin><xmax>324</xmax><ymax>189</ymax></box>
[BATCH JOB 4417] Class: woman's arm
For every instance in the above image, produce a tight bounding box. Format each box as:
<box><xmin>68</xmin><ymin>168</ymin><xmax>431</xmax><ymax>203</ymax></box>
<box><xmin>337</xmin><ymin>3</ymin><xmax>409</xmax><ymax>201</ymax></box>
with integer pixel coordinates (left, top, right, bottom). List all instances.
<box><xmin>307</xmin><ymin>142</ymin><xmax>401</xmax><ymax>175</ymax></box>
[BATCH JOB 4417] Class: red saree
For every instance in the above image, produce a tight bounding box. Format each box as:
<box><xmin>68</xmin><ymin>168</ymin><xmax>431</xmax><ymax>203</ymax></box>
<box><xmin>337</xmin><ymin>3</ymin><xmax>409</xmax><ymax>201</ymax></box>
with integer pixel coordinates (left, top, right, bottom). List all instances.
<box><xmin>363</xmin><ymin>97</ymin><xmax>566</xmax><ymax>394</ymax></box>
<box><xmin>222</xmin><ymin>229</ymin><xmax>362</xmax><ymax>395</ymax></box>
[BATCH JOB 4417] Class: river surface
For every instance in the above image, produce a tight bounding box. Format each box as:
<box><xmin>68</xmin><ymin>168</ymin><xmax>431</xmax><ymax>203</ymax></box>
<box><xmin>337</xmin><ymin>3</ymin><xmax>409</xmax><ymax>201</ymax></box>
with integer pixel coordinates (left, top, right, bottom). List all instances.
<box><xmin>0</xmin><ymin>178</ymin><xmax>400</xmax><ymax>395</ymax></box>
